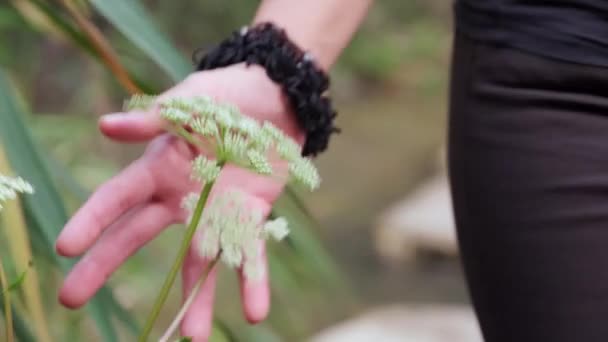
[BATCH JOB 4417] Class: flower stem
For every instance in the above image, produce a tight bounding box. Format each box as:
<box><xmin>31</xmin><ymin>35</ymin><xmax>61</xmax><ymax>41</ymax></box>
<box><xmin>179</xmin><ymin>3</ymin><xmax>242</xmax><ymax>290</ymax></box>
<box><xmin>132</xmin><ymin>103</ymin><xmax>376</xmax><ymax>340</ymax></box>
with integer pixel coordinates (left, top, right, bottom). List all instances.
<box><xmin>158</xmin><ymin>254</ymin><xmax>221</xmax><ymax>342</ymax></box>
<box><xmin>138</xmin><ymin>180</ymin><xmax>216</xmax><ymax>342</ymax></box>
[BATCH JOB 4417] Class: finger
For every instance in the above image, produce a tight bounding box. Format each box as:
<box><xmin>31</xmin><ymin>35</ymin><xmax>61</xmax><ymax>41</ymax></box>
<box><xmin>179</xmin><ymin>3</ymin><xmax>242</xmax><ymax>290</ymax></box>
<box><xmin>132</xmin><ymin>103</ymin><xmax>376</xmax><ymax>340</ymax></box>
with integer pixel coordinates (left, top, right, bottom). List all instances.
<box><xmin>239</xmin><ymin>241</ymin><xmax>271</xmax><ymax>323</ymax></box>
<box><xmin>58</xmin><ymin>203</ymin><xmax>173</xmax><ymax>308</ymax></box>
<box><xmin>179</xmin><ymin>164</ymin><xmax>279</xmax><ymax>338</ymax></box>
<box><xmin>56</xmin><ymin>160</ymin><xmax>155</xmax><ymax>257</ymax></box>
<box><xmin>180</xmin><ymin>239</ymin><xmax>218</xmax><ymax>341</ymax></box>
<box><xmin>99</xmin><ymin>111</ymin><xmax>165</xmax><ymax>142</ymax></box>
<box><xmin>99</xmin><ymin>76</ymin><xmax>212</xmax><ymax>143</ymax></box>
<box><xmin>211</xmin><ymin>169</ymin><xmax>274</xmax><ymax>323</ymax></box>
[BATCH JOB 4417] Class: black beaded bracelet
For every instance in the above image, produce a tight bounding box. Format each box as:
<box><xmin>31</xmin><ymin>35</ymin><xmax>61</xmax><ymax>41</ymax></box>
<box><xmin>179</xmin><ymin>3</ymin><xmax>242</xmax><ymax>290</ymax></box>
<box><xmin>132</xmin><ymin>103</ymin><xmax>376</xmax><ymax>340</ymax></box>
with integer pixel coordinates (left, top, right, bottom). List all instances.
<box><xmin>193</xmin><ymin>22</ymin><xmax>339</xmax><ymax>157</ymax></box>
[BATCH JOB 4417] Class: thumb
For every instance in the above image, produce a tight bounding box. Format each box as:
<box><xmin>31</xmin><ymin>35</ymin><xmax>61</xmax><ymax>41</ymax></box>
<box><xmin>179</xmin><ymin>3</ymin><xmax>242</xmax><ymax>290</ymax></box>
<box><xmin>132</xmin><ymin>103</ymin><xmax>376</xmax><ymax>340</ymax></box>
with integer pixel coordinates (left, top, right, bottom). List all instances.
<box><xmin>99</xmin><ymin>75</ymin><xmax>205</xmax><ymax>142</ymax></box>
<box><xmin>99</xmin><ymin>110</ymin><xmax>165</xmax><ymax>142</ymax></box>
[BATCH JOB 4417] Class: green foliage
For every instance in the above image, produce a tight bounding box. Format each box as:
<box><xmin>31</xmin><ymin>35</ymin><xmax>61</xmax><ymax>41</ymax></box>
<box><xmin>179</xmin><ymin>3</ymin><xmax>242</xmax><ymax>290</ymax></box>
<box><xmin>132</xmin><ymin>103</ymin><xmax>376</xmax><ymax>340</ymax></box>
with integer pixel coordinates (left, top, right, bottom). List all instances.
<box><xmin>341</xmin><ymin>32</ymin><xmax>405</xmax><ymax>81</ymax></box>
<box><xmin>0</xmin><ymin>69</ymin><xmax>138</xmax><ymax>341</ymax></box>
<box><xmin>0</xmin><ymin>5</ymin><xmax>25</xmax><ymax>31</ymax></box>
<box><xmin>0</xmin><ymin>297</ymin><xmax>36</xmax><ymax>342</ymax></box>
<box><xmin>0</xmin><ymin>0</ymin><xmax>354</xmax><ymax>340</ymax></box>
<box><xmin>89</xmin><ymin>0</ymin><xmax>191</xmax><ymax>81</ymax></box>
<box><xmin>4</xmin><ymin>268</ymin><xmax>27</xmax><ymax>294</ymax></box>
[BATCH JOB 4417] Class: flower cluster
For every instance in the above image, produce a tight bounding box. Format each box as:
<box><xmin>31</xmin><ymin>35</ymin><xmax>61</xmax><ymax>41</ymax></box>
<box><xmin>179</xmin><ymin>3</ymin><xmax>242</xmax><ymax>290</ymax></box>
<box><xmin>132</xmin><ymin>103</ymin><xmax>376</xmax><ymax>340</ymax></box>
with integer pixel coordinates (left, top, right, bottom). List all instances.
<box><xmin>125</xmin><ymin>95</ymin><xmax>321</xmax><ymax>190</ymax></box>
<box><xmin>125</xmin><ymin>94</ymin><xmax>321</xmax><ymax>279</ymax></box>
<box><xmin>127</xmin><ymin>94</ymin><xmax>324</xmax><ymax>341</ymax></box>
<box><xmin>182</xmin><ymin>190</ymin><xmax>289</xmax><ymax>280</ymax></box>
<box><xmin>0</xmin><ymin>174</ymin><xmax>33</xmax><ymax>210</ymax></box>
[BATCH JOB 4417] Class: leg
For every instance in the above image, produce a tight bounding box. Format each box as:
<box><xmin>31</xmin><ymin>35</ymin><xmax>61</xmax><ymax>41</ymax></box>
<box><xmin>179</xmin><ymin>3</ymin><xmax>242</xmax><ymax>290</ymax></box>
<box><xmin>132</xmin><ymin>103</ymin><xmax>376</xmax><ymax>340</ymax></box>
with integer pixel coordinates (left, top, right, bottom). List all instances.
<box><xmin>449</xmin><ymin>33</ymin><xmax>608</xmax><ymax>342</ymax></box>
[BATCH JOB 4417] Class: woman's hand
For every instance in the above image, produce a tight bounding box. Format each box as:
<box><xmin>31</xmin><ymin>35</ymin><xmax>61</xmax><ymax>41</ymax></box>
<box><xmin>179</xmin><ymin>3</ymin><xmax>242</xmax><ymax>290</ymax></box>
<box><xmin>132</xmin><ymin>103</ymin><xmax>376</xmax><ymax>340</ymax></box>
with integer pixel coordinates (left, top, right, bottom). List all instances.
<box><xmin>55</xmin><ymin>64</ymin><xmax>303</xmax><ymax>341</ymax></box>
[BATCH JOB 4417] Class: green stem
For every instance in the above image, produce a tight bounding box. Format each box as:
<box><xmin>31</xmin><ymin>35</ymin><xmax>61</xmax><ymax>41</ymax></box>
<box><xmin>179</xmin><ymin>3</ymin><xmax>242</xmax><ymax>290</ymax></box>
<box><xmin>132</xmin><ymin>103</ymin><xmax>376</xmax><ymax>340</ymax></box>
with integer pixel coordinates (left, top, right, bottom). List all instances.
<box><xmin>138</xmin><ymin>180</ymin><xmax>216</xmax><ymax>342</ymax></box>
<box><xmin>176</xmin><ymin>126</ymin><xmax>201</xmax><ymax>146</ymax></box>
<box><xmin>158</xmin><ymin>254</ymin><xmax>221</xmax><ymax>342</ymax></box>
<box><xmin>0</xmin><ymin>259</ymin><xmax>14</xmax><ymax>342</ymax></box>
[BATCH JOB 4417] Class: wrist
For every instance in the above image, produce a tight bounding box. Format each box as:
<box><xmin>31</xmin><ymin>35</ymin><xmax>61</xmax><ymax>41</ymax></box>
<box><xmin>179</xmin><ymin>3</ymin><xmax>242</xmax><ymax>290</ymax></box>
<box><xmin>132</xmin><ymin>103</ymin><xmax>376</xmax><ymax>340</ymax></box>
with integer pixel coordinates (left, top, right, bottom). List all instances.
<box><xmin>193</xmin><ymin>23</ymin><xmax>338</xmax><ymax>156</ymax></box>
<box><xmin>252</xmin><ymin>0</ymin><xmax>373</xmax><ymax>71</ymax></box>
<box><xmin>251</xmin><ymin>17</ymin><xmax>331</xmax><ymax>71</ymax></box>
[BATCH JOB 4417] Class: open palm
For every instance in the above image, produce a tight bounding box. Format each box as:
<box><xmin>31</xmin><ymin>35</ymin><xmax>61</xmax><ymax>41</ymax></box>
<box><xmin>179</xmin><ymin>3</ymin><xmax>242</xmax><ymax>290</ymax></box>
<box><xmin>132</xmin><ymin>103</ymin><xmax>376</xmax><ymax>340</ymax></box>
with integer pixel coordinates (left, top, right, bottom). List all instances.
<box><xmin>55</xmin><ymin>65</ymin><xmax>303</xmax><ymax>340</ymax></box>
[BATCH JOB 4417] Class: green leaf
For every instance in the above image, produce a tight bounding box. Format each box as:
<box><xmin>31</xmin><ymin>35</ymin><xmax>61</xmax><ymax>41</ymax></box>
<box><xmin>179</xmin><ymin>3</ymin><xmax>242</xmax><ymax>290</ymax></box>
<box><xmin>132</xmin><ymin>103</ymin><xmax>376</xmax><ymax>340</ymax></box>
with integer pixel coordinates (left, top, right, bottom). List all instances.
<box><xmin>0</xmin><ymin>72</ymin><xmax>69</xmax><ymax>247</ymax></box>
<box><xmin>0</xmin><ymin>299</ymin><xmax>36</xmax><ymax>342</ymax></box>
<box><xmin>22</xmin><ymin>0</ymin><xmax>97</xmax><ymax>56</ymax></box>
<box><xmin>88</xmin><ymin>0</ymin><xmax>192</xmax><ymax>82</ymax></box>
<box><xmin>228</xmin><ymin>323</ymin><xmax>282</xmax><ymax>342</ymax></box>
<box><xmin>99</xmin><ymin>286</ymin><xmax>140</xmax><ymax>335</ymax></box>
<box><xmin>273</xmin><ymin>188</ymin><xmax>347</xmax><ymax>290</ymax></box>
<box><xmin>5</xmin><ymin>268</ymin><xmax>27</xmax><ymax>294</ymax></box>
<box><xmin>0</xmin><ymin>4</ymin><xmax>25</xmax><ymax>30</ymax></box>
<box><xmin>0</xmin><ymin>69</ymin><xmax>136</xmax><ymax>341</ymax></box>
<box><xmin>210</xmin><ymin>319</ymin><xmax>235</xmax><ymax>342</ymax></box>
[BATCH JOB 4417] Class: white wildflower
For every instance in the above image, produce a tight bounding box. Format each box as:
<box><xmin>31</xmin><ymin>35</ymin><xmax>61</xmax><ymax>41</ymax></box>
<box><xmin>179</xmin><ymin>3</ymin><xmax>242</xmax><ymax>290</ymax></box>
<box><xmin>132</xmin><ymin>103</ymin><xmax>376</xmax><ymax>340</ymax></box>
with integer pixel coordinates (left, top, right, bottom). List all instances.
<box><xmin>159</xmin><ymin>107</ymin><xmax>191</xmax><ymax>124</ymax></box>
<box><xmin>243</xmin><ymin>254</ymin><xmax>263</xmax><ymax>280</ymax></box>
<box><xmin>0</xmin><ymin>175</ymin><xmax>34</xmax><ymax>210</ymax></box>
<box><xmin>191</xmin><ymin>117</ymin><xmax>218</xmax><ymax>137</ymax></box>
<box><xmin>193</xmin><ymin>190</ymin><xmax>289</xmax><ymax>280</ymax></box>
<box><xmin>181</xmin><ymin>192</ymin><xmax>200</xmax><ymax>212</ymax></box>
<box><xmin>236</xmin><ymin>116</ymin><xmax>261</xmax><ymax>136</ymax></box>
<box><xmin>250</xmin><ymin>131</ymin><xmax>273</xmax><ymax>152</ymax></box>
<box><xmin>125</xmin><ymin>94</ymin><xmax>322</xmax><ymax>191</ymax></box>
<box><xmin>161</xmin><ymin>98</ymin><xmax>199</xmax><ymax>114</ymax></box>
<box><xmin>246</xmin><ymin>150</ymin><xmax>272</xmax><ymax>175</ymax></box>
<box><xmin>191</xmin><ymin>156</ymin><xmax>221</xmax><ymax>183</ymax></box>
<box><xmin>262</xmin><ymin>121</ymin><xmax>285</xmax><ymax>141</ymax></box>
<box><xmin>213</xmin><ymin>107</ymin><xmax>234</xmax><ymax>128</ymax></box>
<box><xmin>199</xmin><ymin>226</ymin><xmax>221</xmax><ymax>261</ymax></box>
<box><xmin>262</xmin><ymin>217</ymin><xmax>290</xmax><ymax>241</ymax></box>
<box><xmin>276</xmin><ymin>138</ymin><xmax>301</xmax><ymax>162</ymax></box>
<box><xmin>223</xmin><ymin>132</ymin><xmax>248</xmax><ymax>160</ymax></box>
<box><xmin>123</xmin><ymin>93</ymin><xmax>156</xmax><ymax>111</ymax></box>
<box><xmin>288</xmin><ymin>158</ymin><xmax>321</xmax><ymax>191</ymax></box>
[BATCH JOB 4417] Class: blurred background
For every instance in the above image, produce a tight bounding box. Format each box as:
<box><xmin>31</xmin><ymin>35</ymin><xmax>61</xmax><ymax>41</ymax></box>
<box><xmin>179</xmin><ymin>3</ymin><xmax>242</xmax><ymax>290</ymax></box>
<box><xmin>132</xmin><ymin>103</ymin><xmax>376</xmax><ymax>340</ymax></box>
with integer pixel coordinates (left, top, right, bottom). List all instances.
<box><xmin>0</xmin><ymin>0</ymin><xmax>482</xmax><ymax>341</ymax></box>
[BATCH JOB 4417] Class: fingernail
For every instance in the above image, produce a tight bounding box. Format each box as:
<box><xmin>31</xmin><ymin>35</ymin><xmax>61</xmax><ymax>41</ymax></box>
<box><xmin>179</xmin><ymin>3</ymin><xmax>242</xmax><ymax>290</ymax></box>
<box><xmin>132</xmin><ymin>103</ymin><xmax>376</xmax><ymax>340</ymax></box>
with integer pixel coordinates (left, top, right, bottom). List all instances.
<box><xmin>100</xmin><ymin>113</ymin><xmax>127</xmax><ymax>124</ymax></box>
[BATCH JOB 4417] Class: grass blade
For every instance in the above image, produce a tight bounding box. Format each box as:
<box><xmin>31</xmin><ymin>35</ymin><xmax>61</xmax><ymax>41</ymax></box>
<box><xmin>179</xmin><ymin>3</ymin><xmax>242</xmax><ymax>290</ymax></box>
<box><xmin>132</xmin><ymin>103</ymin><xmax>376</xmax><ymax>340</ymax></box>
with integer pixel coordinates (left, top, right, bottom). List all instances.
<box><xmin>0</xmin><ymin>147</ymin><xmax>52</xmax><ymax>342</ymax></box>
<box><xmin>274</xmin><ymin>189</ymin><xmax>347</xmax><ymax>289</ymax></box>
<box><xmin>59</xmin><ymin>0</ymin><xmax>141</xmax><ymax>93</ymax></box>
<box><xmin>0</xmin><ymin>259</ymin><xmax>14</xmax><ymax>342</ymax></box>
<box><xmin>88</xmin><ymin>0</ymin><xmax>191</xmax><ymax>81</ymax></box>
<box><xmin>0</xmin><ymin>69</ymin><xmax>125</xmax><ymax>341</ymax></box>
<box><xmin>0</xmin><ymin>296</ymin><xmax>36</xmax><ymax>342</ymax></box>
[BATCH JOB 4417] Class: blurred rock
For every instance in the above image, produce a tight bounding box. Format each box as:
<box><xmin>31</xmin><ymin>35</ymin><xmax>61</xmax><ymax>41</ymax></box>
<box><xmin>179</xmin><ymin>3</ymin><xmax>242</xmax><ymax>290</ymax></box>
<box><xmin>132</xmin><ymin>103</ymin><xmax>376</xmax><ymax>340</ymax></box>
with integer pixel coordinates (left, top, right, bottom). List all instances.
<box><xmin>375</xmin><ymin>170</ymin><xmax>457</xmax><ymax>263</ymax></box>
<box><xmin>310</xmin><ymin>305</ymin><xmax>482</xmax><ymax>342</ymax></box>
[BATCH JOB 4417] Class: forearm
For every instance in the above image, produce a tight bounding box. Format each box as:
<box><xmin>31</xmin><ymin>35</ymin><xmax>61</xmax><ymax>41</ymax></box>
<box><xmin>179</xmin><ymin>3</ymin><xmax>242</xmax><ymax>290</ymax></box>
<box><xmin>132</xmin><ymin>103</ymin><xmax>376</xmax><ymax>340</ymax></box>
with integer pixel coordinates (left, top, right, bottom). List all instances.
<box><xmin>253</xmin><ymin>0</ymin><xmax>373</xmax><ymax>71</ymax></box>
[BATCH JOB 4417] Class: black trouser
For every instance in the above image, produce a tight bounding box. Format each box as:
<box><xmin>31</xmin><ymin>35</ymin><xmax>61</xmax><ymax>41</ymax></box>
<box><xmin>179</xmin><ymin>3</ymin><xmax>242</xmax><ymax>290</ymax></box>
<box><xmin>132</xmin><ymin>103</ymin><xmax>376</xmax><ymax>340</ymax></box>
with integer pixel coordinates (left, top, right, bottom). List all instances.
<box><xmin>449</xmin><ymin>32</ymin><xmax>608</xmax><ymax>342</ymax></box>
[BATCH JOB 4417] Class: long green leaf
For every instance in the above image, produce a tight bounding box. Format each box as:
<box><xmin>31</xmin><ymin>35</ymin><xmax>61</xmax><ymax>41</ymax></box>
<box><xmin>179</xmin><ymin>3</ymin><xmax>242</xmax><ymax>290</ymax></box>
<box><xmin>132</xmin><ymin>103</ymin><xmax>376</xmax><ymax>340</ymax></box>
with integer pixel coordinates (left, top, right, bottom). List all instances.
<box><xmin>88</xmin><ymin>0</ymin><xmax>191</xmax><ymax>82</ymax></box>
<box><xmin>21</xmin><ymin>0</ymin><xmax>97</xmax><ymax>56</ymax></box>
<box><xmin>0</xmin><ymin>69</ymin><xmax>128</xmax><ymax>342</ymax></box>
<box><xmin>5</xmin><ymin>268</ymin><xmax>27</xmax><ymax>294</ymax></box>
<box><xmin>0</xmin><ymin>73</ymin><xmax>69</xmax><ymax>245</ymax></box>
<box><xmin>0</xmin><ymin>298</ymin><xmax>36</xmax><ymax>342</ymax></box>
<box><xmin>274</xmin><ymin>189</ymin><xmax>347</xmax><ymax>289</ymax></box>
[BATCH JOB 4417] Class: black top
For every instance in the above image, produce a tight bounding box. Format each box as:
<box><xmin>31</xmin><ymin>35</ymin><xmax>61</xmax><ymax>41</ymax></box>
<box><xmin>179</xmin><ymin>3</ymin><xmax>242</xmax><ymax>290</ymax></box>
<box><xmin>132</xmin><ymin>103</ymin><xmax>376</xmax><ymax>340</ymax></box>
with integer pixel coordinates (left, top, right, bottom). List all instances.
<box><xmin>455</xmin><ymin>0</ymin><xmax>608</xmax><ymax>67</ymax></box>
